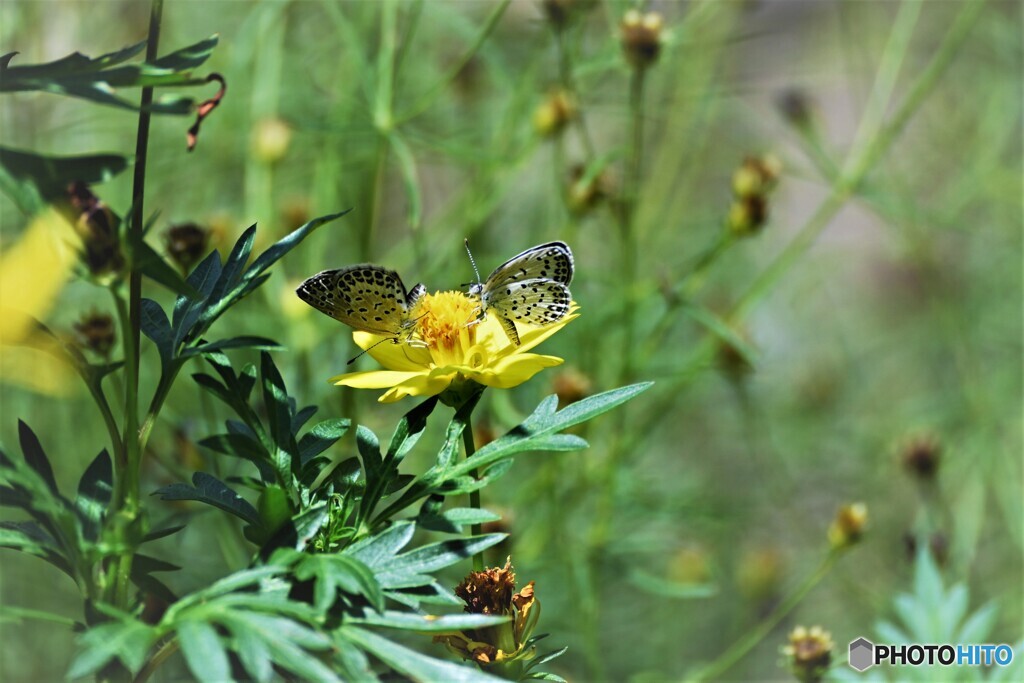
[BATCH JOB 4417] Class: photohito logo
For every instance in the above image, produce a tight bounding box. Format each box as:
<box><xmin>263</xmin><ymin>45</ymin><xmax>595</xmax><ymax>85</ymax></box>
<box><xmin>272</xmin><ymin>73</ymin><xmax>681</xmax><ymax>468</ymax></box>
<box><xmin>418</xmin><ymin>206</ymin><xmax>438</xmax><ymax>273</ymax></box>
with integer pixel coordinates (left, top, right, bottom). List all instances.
<box><xmin>848</xmin><ymin>637</ymin><xmax>1014</xmax><ymax>672</ymax></box>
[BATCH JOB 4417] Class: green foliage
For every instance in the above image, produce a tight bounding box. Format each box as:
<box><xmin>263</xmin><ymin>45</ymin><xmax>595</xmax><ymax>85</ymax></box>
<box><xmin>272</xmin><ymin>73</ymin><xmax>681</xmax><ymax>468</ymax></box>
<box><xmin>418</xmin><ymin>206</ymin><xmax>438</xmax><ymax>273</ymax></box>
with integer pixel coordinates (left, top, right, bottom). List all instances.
<box><xmin>0</xmin><ymin>36</ymin><xmax>218</xmax><ymax>112</ymax></box>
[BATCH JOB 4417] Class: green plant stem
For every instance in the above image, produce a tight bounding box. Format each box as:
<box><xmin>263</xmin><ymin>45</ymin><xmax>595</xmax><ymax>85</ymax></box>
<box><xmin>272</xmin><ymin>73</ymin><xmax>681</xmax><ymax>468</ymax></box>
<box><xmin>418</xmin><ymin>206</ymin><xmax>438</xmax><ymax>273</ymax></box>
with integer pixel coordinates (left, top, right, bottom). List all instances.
<box><xmin>685</xmin><ymin>551</ymin><xmax>840</xmax><ymax>682</ymax></box>
<box><xmin>462</xmin><ymin>418</ymin><xmax>484</xmax><ymax>572</ymax></box>
<box><xmin>132</xmin><ymin>636</ymin><xmax>179</xmax><ymax>683</ymax></box>
<box><xmin>619</xmin><ymin>65</ymin><xmax>646</xmax><ymax>385</ymax></box>
<box><xmin>629</xmin><ymin>0</ymin><xmax>986</xmax><ymax>443</ymax></box>
<box><xmin>395</xmin><ymin>0</ymin><xmax>512</xmax><ymax>125</ymax></box>
<box><xmin>554</xmin><ymin>25</ymin><xmax>596</xmax><ymax>161</ymax></box>
<box><xmin>1</xmin><ymin>606</ymin><xmax>79</xmax><ymax>628</ymax></box>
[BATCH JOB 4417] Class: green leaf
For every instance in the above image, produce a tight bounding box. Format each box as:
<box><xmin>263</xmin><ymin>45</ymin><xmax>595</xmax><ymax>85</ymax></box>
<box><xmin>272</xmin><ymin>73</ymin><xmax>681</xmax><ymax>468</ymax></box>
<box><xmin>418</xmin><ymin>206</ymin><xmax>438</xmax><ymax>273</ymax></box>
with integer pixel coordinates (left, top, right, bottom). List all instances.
<box><xmin>356</xmin><ymin>426</ymin><xmax>382</xmax><ymax>477</ymax></box>
<box><xmin>417</xmin><ymin>506</ymin><xmax>502</xmax><ymax>534</ymax></box>
<box><xmin>17</xmin><ymin>420</ymin><xmax>59</xmax><ymax>497</ymax></box>
<box><xmin>182</xmin><ymin>336</ymin><xmax>282</xmax><ymax>358</ymax></box>
<box><xmin>0</xmin><ymin>145</ymin><xmax>128</xmax><ymax>214</ymax></box>
<box><xmin>260</xmin><ymin>352</ymin><xmax>295</xmax><ymax>463</ymax></box>
<box><xmin>628</xmin><ymin>568</ymin><xmax>718</xmax><ymax>599</ymax></box>
<box><xmin>225</xmin><ymin>618</ymin><xmax>274</xmax><ymax>683</ymax></box>
<box><xmin>380</xmin><ymin>534</ymin><xmax>505</xmax><ymax>583</ymax></box>
<box><xmin>74</xmin><ymin>449</ymin><xmax>112</xmax><ymax>535</ymax></box>
<box><xmin>197</xmin><ymin>211</ymin><xmax>352</xmax><ymax>331</ymax></box>
<box><xmin>449</xmin><ymin>383</ymin><xmax>652</xmax><ymax>480</ymax></box>
<box><xmin>140</xmin><ymin>298</ymin><xmax>173</xmax><ymax>370</ymax></box>
<box><xmin>341</xmin><ymin>626</ymin><xmax>502</xmax><ymax>683</ymax></box>
<box><xmin>260</xmin><ymin>505</ymin><xmax>329</xmax><ymax>556</ymax></box>
<box><xmin>386</xmin><ymin>396</ymin><xmax>438</xmax><ymax>466</ymax></box>
<box><xmin>154</xmin><ymin>472</ymin><xmax>260</xmax><ymax>527</ymax></box>
<box><xmin>0</xmin><ymin>521</ymin><xmax>74</xmax><ymax>577</ymax></box>
<box><xmin>172</xmin><ymin>249</ymin><xmax>223</xmax><ymax>347</ymax></box>
<box><xmin>351</xmin><ymin>610</ymin><xmax>507</xmax><ymax>632</ymax></box>
<box><xmin>128</xmin><ymin>234</ymin><xmax>199</xmax><ymax>299</ymax></box>
<box><xmin>298</xmin><ymin>419</ymin><xmax>351</xmax><ymax>465</ymax></box>
<box><xmin>178</xmin><ymin>618</ymin><xmax>232</xmax><ymax>683</ymax></box>
<box><xmin>67</xmin><ymin>619</ymin><xmax>157</xmax><ymax>678</ymax></box>
<box><xmin>293</xmin><ymin>554</ymin><xmax>384</xmax><ymax>613</ymax></box>
<box><xmin>238</xmin><ymin>614</ymin><xmax>339</xmax><ymax>682</ymax></box>
<box><xmin>344</xmin><ymin>521</ymin><xmax>415</xmax><ymax>570</ymax></box>
<box><xmin>2</xmin><ymin>36</ymin><xmax>219</xmax><ymax>112</ymax></box>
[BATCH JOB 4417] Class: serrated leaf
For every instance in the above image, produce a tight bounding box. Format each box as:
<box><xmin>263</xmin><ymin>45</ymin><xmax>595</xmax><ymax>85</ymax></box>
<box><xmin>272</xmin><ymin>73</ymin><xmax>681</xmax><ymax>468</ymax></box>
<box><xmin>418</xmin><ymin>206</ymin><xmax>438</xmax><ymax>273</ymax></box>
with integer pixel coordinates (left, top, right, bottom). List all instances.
<box><xmin>67</xmin><ymin>619</ymin><xmax>157</xmax><ymax>678</ymax></box>
<box><xmin>172</xmin><ymin>249</ymin><xmax>223</xmax><ymax>347</ymax></box>
<box><xmin>382</xmin><ymin>534</ymin><xmax>505</xmax><ymax>579</ymax></box>
<box><xmin>356</xmin><ymin>425</ymin><xmax>382</xmax><ymax>477</ymax></box>
<box><xmin>417</xmin><ymin>506</ymin><xmax>502</xmax><ymax>533</ymax></box>
<box><xmin>450</xmin><ymin>383</ymin><xmax>652</xmax><ymax>480</ymax></box>
<box><xmin>74</xmin><ymin>449</ymin><xmax>112</xmax><ymax>534</ymax></box>
<box><xmin>344</xmin><ymin>521</ymin><xmax>415</xmax><ymax>570</ymax></box>
<box><xmin>342</xmin><ymin>626</ymin><xmax>501</xmax><ymax>683</ymax></box>
<box><xmin>154</xmin><ymin>472</ymin><xmax>260</xmax><ymax>527</ymax></box>
<box><xmin>139</xmin><ymin>298</ymin><xmax>173</xmax><ymax>370</ymax></box>
<box><xmin>225</xmin><ymin>617</ymin><xmax>274</xmax><ymax>683</ymax></box>
<box><xmin>0</xmin><ymin>145</ymin><xmax>127</xmax><ymax>213</ymax></box>
<box><xmin>197</xmin><ymin>211</ymin><xmax>351</xmax><ymax>330</ymax></box>
<box><xmin>17</xmin><ymin>420</ymin><xmax>59</xmax><ymax>496</ymax></box>
<box><xmin>352</xmin><ymin>610</ymin><xmax>507</xmax><ymax>632</ymax></box>
<box><xmin>182</xmin><ymin>336</ymin><xmax>282</xmax><ymax>358</ymax></box>
<box><xmin>260</xmin><ymin>352</ymin><xmax>294</xmax><ymax>462</ymax></box>
<box><xmin>260</xmin><ymin>505</ymin><xmax>328</xmax><ymax>556</ymax></box>
<box><xmin>129</xmin><ymin>235</ymin><xmax>199</xmax><ymax>299</ymax></box>
<box><xmin>2</xmin><ymin>36</ymin><xmax>219</xmax><ymax>112</ymax></box>
<box><xmin>178</xmin><ymin>618</ymin><xmax>232</xmax><ymax>683</ymax></box>
<box><xmin>298</xmin><ymin>419</ymin><xmax>350</xmax><ymax>465</ymax></box>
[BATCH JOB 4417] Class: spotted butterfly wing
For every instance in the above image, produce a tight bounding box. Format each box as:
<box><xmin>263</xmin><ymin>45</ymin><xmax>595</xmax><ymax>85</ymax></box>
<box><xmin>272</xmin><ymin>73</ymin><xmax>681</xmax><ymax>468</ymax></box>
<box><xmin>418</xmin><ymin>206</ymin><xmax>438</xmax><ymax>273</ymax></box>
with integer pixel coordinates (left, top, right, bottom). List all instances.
<box><xmin>296</xmin><ymin>265</ymin><xmax>425</xmax><ymax>341</ymax></box>
<box><xmin>468</xmin><ymin>242</ymin><xmax>574</xmax><ymax>346</ymax></box>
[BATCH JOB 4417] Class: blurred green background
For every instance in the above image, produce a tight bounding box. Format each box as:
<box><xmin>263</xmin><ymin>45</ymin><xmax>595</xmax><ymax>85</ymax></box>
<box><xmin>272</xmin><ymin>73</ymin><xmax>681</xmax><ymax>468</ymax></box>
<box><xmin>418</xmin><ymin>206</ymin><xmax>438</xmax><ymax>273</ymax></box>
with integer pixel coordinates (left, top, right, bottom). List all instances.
<box><xmin>1</xmin><ymin>0</ymin><xmax>1020</xmax><ymax>680</ymax></box>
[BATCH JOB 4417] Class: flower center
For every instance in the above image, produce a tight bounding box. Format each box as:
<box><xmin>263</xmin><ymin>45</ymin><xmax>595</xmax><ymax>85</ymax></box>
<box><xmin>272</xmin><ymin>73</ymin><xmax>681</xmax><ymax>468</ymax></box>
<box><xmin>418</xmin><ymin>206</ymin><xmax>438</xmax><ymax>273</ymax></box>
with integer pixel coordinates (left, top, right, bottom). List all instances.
<box><xmin>414</xmin><ymin>290</ymin><xmax>478</xmax><ymax>366</ymax></box>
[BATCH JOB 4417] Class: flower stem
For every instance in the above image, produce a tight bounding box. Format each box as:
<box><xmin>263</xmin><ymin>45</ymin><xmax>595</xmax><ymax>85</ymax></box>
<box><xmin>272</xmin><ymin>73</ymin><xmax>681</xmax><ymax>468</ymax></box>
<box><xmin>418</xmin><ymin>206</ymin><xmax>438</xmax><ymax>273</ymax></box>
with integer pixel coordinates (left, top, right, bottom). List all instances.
<box><xmin>462</xmin><ymin>417</ymin><xmax>484</xmax><ymax>572</ymax></box>
<box><xmin>685</xmin><ymin>551</ymin><xmax>839</xmax><ymax>681</ymax></box>
<box><xmin>132</xmin><ymin>637</ymin><xmax>179</xmax><ymax>683</ymax></box>
<box><xmin>619</xmin><ymin>64</ymin><xmax>646</xmax><ymax>385</ymax></box>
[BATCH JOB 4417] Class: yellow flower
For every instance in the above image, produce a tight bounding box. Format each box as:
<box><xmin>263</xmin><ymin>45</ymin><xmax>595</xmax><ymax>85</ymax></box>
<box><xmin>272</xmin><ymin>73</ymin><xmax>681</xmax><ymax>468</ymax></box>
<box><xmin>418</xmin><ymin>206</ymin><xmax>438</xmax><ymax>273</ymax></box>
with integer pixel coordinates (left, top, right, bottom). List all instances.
<box><xmin>330</xmin><ymin>290</ymin><xmax>578</xmax><ymax>403</ymax></box>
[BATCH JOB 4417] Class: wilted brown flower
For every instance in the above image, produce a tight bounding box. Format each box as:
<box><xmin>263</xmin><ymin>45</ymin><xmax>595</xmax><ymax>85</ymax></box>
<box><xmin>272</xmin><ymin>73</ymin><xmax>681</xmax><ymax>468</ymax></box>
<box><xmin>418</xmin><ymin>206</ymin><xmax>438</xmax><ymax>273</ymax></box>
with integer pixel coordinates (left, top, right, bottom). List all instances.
<box><xmin>73</xmin><ymin>311</ymin><xmax>116</xmax><ymax>358</ymax></box>
<box><xmin>620</xmin><ymin>10</ymin><xmax>664</xmax><ymax>68</ymax></box>
<box><xmin>435</xmin><ymin>558</ymin><xmax>541</xmax><ymax>669</ymax></box>
<box><xmin>164</xmin><ymin>223</ymin><xmax>210</xmax><ymax>273</ymax></box>
<box><xmin>783</xmin><ymin>625</ymin><xmax>833</xmax><ymax>683</ymax></box>
<box><xmin>900</xmin><ymin>433</ymin><xmax>941</xmax><ymax>481</ymax></box>
<box><xmin>553</xmin><ymin>366</ymin><xmax>592</xmax><ymax>408</ymax></box>
<box><xmin>65</xmin><ymin>181</ymin><xmax>123</xmax><ymax>275</ymax></box>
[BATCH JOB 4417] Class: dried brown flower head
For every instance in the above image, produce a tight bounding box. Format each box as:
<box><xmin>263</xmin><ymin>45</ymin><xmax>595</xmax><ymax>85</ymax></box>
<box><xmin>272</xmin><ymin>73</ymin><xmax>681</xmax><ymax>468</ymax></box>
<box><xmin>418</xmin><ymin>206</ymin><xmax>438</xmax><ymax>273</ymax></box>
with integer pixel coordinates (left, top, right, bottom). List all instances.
<box><xmin>783</xmin><ymin>625</ymin><xmax>833</xmax><ymax>682</ymax></box>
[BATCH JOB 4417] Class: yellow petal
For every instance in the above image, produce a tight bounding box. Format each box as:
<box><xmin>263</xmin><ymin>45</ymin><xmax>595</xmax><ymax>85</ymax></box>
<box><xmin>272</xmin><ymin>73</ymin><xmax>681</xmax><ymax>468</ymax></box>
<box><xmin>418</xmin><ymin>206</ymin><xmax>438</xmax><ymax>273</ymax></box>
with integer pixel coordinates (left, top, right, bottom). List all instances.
<box><xmin>0</xmin><ymin>208</ymin><xmax>76</xmax><ymax>344</ymax></box>
<box><xmin>353</xmin><ymin>331</ymin><xmax>432</xmax><ymax>371</ymax></box>
<box><xmin>472</xmin><ymin>353</ymin><xmax>564</xmax><ymax>389</ymax></box>
<box><xmin>330</xmin><ymin>369</ymin><xmax>423</xmax><ymax>388</ymax></box>
<box><xmin>378</xmin><ymin>369</ymin><xmax>457</xmax><ymax>403</ymax></box>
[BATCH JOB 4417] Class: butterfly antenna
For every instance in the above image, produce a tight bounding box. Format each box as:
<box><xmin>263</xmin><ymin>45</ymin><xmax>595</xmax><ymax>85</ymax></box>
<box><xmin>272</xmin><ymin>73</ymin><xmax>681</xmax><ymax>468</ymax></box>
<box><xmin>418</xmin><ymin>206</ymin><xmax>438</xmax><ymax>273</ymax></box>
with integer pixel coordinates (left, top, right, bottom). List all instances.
<box><xmin>346</xmin><ymin>337</ymin><xmax>395</xmax><ymax>365</ymax></box>
<box><xmin>464</xmin><ymin>238</ymin><xmax>481</xmax><ymax>283</ymax></box>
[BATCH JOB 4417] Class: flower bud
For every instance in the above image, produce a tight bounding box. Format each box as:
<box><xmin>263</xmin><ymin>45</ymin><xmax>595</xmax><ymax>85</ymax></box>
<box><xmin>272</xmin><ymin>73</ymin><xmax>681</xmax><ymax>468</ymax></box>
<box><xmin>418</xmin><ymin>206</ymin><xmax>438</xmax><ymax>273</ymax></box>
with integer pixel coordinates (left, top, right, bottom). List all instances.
<box><xmin>736</xmin><ymin>546</ymin><xmax>783</xmax><ymax>603</ymax></box>
<box><xmin>164</xmin><ymin>222</ymin><xmax>210</xmax><ymax>273</ymax></box>
<box><xmin>776</xmin><ymin>88</ymin><xmax>814</xmax><ymax>129</ymax></box>
<box><xmin>541</xmin><ymin>0</ymin><xmax>595</xmax><ymax>30</ymax></box>
<box><xmin>533</xmin><ymin>89</ymin><xmax>576</xmax><ymax>137</ymax></box>
<box><xmin>553</xmin><ymin>366</ymin><xmax>592</xmax><ymax>408</ymax></box>
<box><xmin>782</xmin><ymin>625</ymin><xmax>833</xmax><ymax>683</ymax></box>
<box><xmin>73</xmin><ymin>311</ymin><xmax>116</xmax><ymax>358</ymax></box>
<box><xmin>65</xmin><ymin>181</ymin><xmax>123</xmax><ymax>276</ymax></box>
<box><xmin>899</xmin><ymin>433</ymin><xmax>941</xmax><ymax>481</ymax></box>
<box><xmin>620</xmin><ymin>10</ymin><xmax>664</xmax><ymax>69</ymax></box>
<box><xmin>828</xmin><ymin>502</ymin><xmax>867</xmax><ymax>550</ymax></box>
<box><xmin>252</xmin><ymin>117</ymin><xmax>293</xmax><ymax>163</ymax></box>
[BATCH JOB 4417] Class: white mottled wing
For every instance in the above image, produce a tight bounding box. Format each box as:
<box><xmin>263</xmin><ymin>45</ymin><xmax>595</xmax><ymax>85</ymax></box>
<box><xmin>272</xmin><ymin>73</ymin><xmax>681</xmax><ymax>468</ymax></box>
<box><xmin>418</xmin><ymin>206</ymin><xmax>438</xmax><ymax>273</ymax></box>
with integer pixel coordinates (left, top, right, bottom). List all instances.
<box><xmin>486</xmin><ymin>278</ymin><xmax>572</xmax><ymax>325</ymax></box>
<box><xmin>296</xmin><ymin>265</ymin><xmax>419</xmax><ymax>336</ymax></box>
<box><xmin>483</xmin><ymin>241</ymin><xmax>574</xmax><ymax>291</ymax></box>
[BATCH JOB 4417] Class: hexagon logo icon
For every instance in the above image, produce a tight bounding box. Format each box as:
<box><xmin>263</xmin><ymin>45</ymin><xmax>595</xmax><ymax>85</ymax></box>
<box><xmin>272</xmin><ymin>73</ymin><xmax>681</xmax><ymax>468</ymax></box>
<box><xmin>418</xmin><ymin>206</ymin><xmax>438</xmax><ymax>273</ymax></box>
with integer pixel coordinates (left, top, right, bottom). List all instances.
<box><xmin>849</xmin><ymin>637</ymin><xmax>875</xmax><ymax>672</ymax></box>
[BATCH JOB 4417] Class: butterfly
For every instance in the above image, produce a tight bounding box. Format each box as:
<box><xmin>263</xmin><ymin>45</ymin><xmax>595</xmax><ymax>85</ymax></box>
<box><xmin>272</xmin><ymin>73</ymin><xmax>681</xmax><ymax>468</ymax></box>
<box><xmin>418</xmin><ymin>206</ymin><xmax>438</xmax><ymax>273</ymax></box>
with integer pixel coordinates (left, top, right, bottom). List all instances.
<box><xmin>465</xmin><ymin>241</ymin><xmax>574</xmax><ymax>346</ymax></box>
<box><xmin>296</xmin><ymin>265</ymin><xmax>426</xmax><ymax>363</ymax></box>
